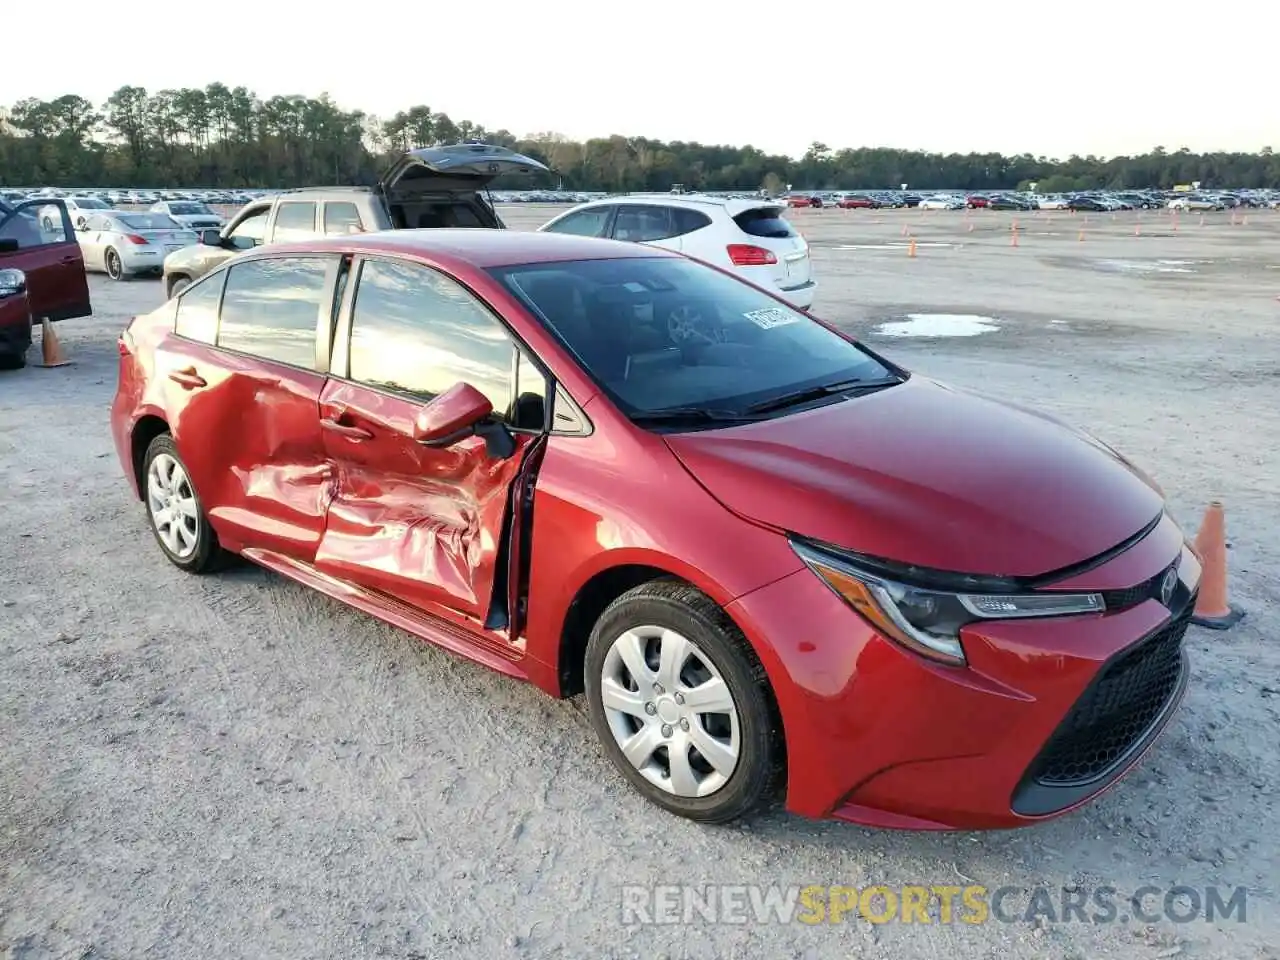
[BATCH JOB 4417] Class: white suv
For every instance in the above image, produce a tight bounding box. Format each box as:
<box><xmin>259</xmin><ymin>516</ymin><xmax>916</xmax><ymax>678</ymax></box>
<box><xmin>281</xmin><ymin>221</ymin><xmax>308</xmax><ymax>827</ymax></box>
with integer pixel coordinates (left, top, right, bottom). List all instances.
<box><xmin>538</xmin><ymin>194</ymin><xmax>816</xmax><ymax>309</ymax></box>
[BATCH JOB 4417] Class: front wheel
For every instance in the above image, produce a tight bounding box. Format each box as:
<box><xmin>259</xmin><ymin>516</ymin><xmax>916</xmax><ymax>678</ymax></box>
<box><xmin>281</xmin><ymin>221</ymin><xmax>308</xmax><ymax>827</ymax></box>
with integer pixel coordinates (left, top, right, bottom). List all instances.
<box><xmin>584</xmin><ymin>580</ymin><xmax>784</xmax><ymax>823</ymax></box>
<box><xmin>168</xmin><ymin>275</ymin><xmax>191</xmax><ymax>298</ymax></box>
<box><xmin>105</xmin><ymin>248</ymin><xmax>126</xmax><ymax>281</ymax></box>
<box><xmin>143</xmin><ymin>434</ymin><xmax>226</xmax><ymax>573</ymax></box>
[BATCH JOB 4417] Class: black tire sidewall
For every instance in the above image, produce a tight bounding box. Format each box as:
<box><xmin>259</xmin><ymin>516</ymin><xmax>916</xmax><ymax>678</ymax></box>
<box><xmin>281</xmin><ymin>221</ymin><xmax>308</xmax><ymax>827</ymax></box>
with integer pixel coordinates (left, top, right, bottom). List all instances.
<box><xmin>142</xmin><ymin>434</ymin><xmax>219</xmax><ymax>572</ymax></box>
<box><xmin>584</xmin><ymin>585</ymin><xmax>780</xmax><ymax>822</ymax></box>
<box><xmin>107</xmin><ymin>250</ymin><xmax>124</xmax><ymax>280</ymax></box>
<box><xmin>170</xmin><ymin>277</ymin><xmax>190</xmax><ymax>297</ymax></box>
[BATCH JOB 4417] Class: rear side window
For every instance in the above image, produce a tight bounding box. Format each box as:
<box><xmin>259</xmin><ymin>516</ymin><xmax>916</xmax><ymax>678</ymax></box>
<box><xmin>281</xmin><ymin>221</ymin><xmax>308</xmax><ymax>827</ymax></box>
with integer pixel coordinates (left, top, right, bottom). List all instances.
<box><xmin>673</xmin><ymin>208</ymin><xmax>712</xmax><ymax>236</ymax></box>
<box><xmin>733</xmin><ymin>208</ymin><xmax>796</xmax><ymax>239</ymax></box>
<box><xmin>174</xmin><ymin>274</ymin><xmax>224</xmax><ymax>344</ymax></box>
<box><xmin>613</xmin><ymin>206</ymin><xmax>676</xmax><ymax>242</ymax></box>
<box><xmin>272</xmin><ymin>202</ymin><xmax>317</xmax><ymax>242</ymax></box>
<box><xmin>216</xmin><ymin>257</ymin><xmax>330</xmax><ymax>369</ymax></box>
<box><xmin>323</xmin><ymin>202</ymin><xmax>363</xmax><ymax>236</ymax></box>
<box><xmin>544</xmin><ymin>207</ymin><xmax>612</xmax><ymax>237</ymax></box>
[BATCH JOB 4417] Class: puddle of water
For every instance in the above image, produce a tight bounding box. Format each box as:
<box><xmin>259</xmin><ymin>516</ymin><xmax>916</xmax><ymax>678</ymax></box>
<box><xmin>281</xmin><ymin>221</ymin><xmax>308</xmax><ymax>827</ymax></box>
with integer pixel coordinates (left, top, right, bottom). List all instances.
<box><xmin>836</xmin><ymin>242</ymin><xmax>955</xmax><ymax>251</ymax></box>
<box><xmin>874</xmin><ymin>314</ymin><xmax>1001</xmax><ymax>338</ymax></box>
<box><xmin>1095</xmin><ymin>258</ymin><xmax>1201</xmax><ymax>275</ymax></box>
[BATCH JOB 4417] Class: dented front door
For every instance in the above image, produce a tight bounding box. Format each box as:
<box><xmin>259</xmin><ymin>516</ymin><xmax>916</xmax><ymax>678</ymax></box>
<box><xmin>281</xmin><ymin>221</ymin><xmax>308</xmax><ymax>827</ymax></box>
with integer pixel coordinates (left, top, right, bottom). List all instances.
<box><xmin>314</xmin><ymin>380</ymin><xmax>531</xmax><ymax>620</ymax></box>
<box><xmin>313</xmin><ymin>254</ymin><xmax>532</xmax><ymax>622</ymax></box>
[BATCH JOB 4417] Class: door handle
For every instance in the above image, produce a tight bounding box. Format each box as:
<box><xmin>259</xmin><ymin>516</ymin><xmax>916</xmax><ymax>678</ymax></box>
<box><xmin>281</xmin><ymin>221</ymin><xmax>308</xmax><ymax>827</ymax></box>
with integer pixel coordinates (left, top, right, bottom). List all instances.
<box><xmin>168</xmin><ymin>367</ymin><xmax>207</xmax><ymax>389</ymax></box>
<box><xmin>321</xmin><ymin>417</ymin><xmax>373</xmax><ymax>441</ymax></box>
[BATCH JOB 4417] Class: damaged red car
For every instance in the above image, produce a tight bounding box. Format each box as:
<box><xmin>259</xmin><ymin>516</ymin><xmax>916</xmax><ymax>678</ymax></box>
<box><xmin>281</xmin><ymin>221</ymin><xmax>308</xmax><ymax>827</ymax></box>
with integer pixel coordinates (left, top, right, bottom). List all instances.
<box><xmin>111</xmin><ymin>230</ymin><xmax>1201</xmax><ymax>829</ymax></box>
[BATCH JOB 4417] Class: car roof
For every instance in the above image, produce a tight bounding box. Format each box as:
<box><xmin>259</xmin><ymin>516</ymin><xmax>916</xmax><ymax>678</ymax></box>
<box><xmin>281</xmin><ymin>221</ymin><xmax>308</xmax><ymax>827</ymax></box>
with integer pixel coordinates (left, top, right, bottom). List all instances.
<box><xmin>271</xmin><ymin>228</ymin><xmax>680</xmax><ymax>268</ymax></box>
<box><xmin>566</xmin><ymin>193</ymin><xmax>782</xmax><ymax>216</ymax></box>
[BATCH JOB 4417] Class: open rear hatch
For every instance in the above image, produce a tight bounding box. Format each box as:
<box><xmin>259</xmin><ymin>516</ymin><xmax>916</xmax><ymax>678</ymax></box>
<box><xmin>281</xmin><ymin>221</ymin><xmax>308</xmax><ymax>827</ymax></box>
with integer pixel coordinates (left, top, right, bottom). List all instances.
<box><xmin>378</xmin><ymin>143</ymin><xmax>551</xmax><ymax>229</ymax></box>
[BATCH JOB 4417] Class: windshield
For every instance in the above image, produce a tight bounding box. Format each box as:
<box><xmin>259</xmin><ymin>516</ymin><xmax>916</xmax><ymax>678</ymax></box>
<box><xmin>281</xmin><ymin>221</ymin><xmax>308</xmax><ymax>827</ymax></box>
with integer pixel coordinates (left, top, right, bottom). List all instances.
<box><xmin>169</xmin><ymin>202</ymin><xmax>212</xmax><ymax>215</ymax></box>
<box><xmin>490</xmin><ymin>256</ymin><xmax>896</xmax><ymax>419</ymax></box>
<box><xmin>118</xmin><ymin>213</ymin><xmax>183</xmax><ymax>231</ymax></box>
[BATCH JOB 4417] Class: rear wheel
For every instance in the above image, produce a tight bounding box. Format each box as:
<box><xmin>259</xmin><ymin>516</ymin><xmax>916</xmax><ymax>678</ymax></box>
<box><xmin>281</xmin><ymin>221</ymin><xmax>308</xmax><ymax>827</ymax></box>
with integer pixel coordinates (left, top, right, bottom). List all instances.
<box><xmin>0</xmin><ymin>351</ymin><xmax>26</xmax><ymax>371</ymax></box>
<box><xmin>584</xmin><ymin>580</ymin><xmax>784</xmax><ymax>823</ymax></box>
<box><xmin>143</xmin><ymin>434</ymin><xmax>226</xmax><ymax>573</ymax></box>
<box><xmin>105</xmin><ymin>248</ymin><xmax>125</xmax><ymax>281</ymax></box>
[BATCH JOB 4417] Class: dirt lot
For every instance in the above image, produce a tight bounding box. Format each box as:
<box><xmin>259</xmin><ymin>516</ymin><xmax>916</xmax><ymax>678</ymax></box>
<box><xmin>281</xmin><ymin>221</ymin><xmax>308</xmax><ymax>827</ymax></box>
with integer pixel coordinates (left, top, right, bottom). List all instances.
<box><xmin>2</xmin><ymin>205</ymin><xmax>1277</xmax><ymax>960</ymax></box>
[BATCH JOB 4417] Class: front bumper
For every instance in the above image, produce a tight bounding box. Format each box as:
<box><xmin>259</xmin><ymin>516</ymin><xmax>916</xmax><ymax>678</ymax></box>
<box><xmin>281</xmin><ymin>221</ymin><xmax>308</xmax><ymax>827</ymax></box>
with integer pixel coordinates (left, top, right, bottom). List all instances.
<box><xmin>728</xmin><ymin>513</ymin><xmax>1197</xmax><ymax>830</ymax></box>
<box><xmin>0</xmin><ymin>298</ymin><xmax>33</xmax><ymax>357</ymax></box>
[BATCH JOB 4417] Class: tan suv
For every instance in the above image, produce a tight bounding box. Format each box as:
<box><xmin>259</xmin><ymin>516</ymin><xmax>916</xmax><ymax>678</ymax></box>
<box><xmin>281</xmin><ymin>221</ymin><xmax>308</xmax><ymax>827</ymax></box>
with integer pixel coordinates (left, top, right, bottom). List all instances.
<box><xmin>162</xmin><ymin>143</ymin><xmax>549</xmax><ymax>297</ymax></box>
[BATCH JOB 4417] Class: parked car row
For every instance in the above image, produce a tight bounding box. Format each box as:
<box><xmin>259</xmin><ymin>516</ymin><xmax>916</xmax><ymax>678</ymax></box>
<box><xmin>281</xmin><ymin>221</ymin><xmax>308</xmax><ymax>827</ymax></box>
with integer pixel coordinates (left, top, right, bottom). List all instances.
<box><xmin>781</xmin><ymin>188</ymin><xmax>1280</xmax><ymax>212</ymax></box>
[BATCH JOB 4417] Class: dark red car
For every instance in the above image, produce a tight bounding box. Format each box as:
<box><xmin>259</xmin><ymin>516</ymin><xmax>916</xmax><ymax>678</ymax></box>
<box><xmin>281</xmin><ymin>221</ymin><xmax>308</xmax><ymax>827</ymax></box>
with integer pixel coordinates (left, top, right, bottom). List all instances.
<box><xmin>836</xmin><ymin>194</ymin><xmax>879</xmax><ymax>209</ymax></box>
<box><xmin>111</xmin><ymin>230</ymin><xmax>1201</xmax><ymax>829</ymax></box>
<box><xmin>0</xmin><ymin>198</ymin><xmax>93</xmax><ymax>368</ymax></box>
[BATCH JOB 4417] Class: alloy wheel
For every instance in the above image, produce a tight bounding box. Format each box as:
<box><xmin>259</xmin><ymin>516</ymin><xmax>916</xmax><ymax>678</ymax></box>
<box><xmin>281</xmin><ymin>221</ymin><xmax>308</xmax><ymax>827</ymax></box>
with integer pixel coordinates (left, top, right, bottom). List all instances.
<box><xmin>599</xmin><ymin>625</ymin><xmax>741</xmax><ymax>797</ymax></box>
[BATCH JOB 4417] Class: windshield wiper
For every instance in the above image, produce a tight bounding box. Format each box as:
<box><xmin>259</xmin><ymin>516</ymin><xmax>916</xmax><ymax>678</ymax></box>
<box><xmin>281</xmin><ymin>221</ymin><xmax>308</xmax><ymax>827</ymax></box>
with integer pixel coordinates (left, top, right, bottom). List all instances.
<box><xmin>744</xmin><ymin>376</ymin><xmax>903</xmax><ymax>415</ymax></box>
<box><xmin>630</xmin><ymin>406</ymin><xmax>761</xmax><ymax>427</ymax></box>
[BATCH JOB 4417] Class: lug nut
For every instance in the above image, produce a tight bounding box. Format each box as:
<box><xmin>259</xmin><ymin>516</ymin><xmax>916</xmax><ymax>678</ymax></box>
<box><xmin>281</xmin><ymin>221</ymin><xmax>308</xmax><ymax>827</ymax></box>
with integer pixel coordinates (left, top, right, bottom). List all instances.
<box><xmin>679</xmin><ymin>718</ymin><xmax>690</xmax><ymax>732</ymax></box>
<box><xmin>674</xmin><ymin>693</ymin><xmax>686</xmax><ymax>705</ymax></box>
<box><xmin>652</xmin><ymin>682</ymin><xmax>664</xmax><ymax>695</ymax></box>
<box><xmin>661</xmin><ymin>724</ymin><xmax>673</xmax><ymax>737</ymax></box>
<box><xmin>644</xmin><ymin>702</ymin><xmax>657</xmax><ymax>716</ymax></box>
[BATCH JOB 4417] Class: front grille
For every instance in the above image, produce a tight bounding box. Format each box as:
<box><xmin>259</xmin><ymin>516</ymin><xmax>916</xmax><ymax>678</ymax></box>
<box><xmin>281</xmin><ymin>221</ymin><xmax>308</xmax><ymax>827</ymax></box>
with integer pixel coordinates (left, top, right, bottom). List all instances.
<box><xmin>1029</xmin><ymin>614</ymin><xmax>1189</xmax><ymax>786</ymax></box>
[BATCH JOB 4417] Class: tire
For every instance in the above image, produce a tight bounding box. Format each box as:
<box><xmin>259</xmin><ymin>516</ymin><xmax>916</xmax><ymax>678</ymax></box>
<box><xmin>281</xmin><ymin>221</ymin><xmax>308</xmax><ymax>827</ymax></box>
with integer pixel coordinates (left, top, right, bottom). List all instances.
<box><xmin>168</xmin><ymin>275</ymin><xmax>191</xmax><ymax>298</ymax></box>
<box><xmin>142</xmin><ymin>433</ymin><xmax>226</xmax><ymax>574</ymax></box>
<box><xmin>0</xmin><ymin>351</ymin><xmax>25</xmax><ymax>371</ymax></box>
<box><xmin>584</xmin><ymin>579</ymin><xmax>784</xmax><ymax>823</ymax></box>
<box><xmin>105</xmin><ymin>248</ymin><xmax>126</xmax><ymax>281</ymax></box>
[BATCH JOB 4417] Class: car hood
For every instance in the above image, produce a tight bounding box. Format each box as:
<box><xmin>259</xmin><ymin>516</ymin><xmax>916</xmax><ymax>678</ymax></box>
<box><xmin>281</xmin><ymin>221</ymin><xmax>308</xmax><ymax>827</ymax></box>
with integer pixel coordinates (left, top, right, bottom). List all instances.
<box><xmin>664</xmin><ymin>376</ymin><xmax>1164</xmax><ymax>578</ymax></box>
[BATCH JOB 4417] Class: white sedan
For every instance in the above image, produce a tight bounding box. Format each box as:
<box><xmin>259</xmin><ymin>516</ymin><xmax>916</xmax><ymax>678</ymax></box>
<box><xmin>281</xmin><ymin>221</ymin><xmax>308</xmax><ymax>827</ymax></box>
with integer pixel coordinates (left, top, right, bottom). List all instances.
<box><xmin>149</xmin><ymin>200</ymin><xmax>226</xmax><ymax>231</ymax></box>
<box><xmin>77</xmin><ymin>212</ymin><xmax>199</xmax><ymax>280</ymax></box>
<box><xmin>39</xmin><ymin>195</ymin><xmax>114</xmax><ymax>231</ymax></box>
<box><xmin>917</xmin><ymin>195</ymin><xmax>964</xmax><ymax>210</ymax></box>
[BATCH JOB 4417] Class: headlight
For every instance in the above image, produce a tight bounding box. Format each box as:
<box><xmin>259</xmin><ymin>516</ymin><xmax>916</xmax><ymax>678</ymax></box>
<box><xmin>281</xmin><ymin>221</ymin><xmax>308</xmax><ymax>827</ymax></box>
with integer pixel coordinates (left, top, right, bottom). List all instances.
<box><xmin>791</xmin><ymin>540</ymin><xmax>1104</xmax><ymax>666</ymax></box>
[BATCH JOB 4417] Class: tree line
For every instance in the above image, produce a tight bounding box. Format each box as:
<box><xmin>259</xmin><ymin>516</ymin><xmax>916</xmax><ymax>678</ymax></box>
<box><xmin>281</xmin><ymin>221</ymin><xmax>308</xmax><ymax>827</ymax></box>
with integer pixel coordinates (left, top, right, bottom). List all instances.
<box><xmin>3</xmin><ymin>86</ymin><xmax>1278</xmax><ymax>193</ymax></box>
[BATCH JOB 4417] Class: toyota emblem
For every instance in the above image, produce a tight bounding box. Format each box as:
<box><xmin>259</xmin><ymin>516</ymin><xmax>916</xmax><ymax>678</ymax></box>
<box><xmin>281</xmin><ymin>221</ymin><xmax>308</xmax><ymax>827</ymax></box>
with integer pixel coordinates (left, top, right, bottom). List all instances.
<box><xmin>1159</xmin><ymin>566</ymin><xmax>1178</xmax><ymax>608</ymax></box>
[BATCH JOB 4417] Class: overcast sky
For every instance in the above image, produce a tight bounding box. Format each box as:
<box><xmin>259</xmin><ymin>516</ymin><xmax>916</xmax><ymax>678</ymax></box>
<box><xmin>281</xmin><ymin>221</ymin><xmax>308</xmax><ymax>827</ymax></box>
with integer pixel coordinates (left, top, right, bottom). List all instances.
<box><xmin>5</xmin><ymin>0</ymin><xmax>1273</xmax><ymax>159</ymax></box>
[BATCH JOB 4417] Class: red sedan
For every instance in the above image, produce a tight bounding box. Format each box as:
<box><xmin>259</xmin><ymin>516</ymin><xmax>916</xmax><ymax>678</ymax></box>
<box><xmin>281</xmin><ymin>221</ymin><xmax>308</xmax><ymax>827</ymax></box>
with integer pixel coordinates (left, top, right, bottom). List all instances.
<box><xmin>111</xmin><ymin>230</ymin><xmax>1200</xmax><ymax>829</ymax></box>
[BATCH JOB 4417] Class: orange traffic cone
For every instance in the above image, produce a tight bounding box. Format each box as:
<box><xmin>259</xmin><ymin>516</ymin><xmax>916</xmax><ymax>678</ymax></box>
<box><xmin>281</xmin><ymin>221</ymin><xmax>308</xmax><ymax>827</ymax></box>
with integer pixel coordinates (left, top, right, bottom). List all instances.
<box><xmin>1134</xmin><ymin>223</ymin><xmax>1142</xmax><ymax>236</ymax></box>
<box><xmin>907</xmin><ymin>237</ymin><xmax>917</xmax><ymax>258</ymax></box>
<box><xmin>1190</xmin><ymin>500</ymin><xmax>1244</xmax><ymax>630</ymax></box>
<box><xmin>38</xmin><ymin>318</ymin><xmax>71</xmax><ymax>368</ymax></box>
<box><xmin>1010</xmin><ymin>228</ymin><xmax>1019</xmax><ymax>247</ymax></box>
<box><xmin>1077</xmin><ymin>229</ymin><xmax>1085</xmax><ymax>242</ymax></box>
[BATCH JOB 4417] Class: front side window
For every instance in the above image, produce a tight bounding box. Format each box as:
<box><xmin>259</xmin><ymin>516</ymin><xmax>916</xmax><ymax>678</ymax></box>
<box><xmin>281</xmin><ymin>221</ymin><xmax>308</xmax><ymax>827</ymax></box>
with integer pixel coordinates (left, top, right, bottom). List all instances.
<box><xmin>272</xmin><ymin>202</ymin><xmax>317</xmax><ymax>242</ymax></box>
<box><xmin>346</xmin><ymin>258</ymin><xmax>514</xmax><ymax>416</ymax></box>
<box><xmin>216</xmin><ymin>256</ymin><xmax>330</xmax><ymax>369</ymax></box>
<box><xmin>543</xmin><ymin>207</ymin><xmax>612</xmax><ymax>237</ymax></box>
<box><xmin>492</xmin><ymin>257</ymin><xmax>896</xmax><ymax>420</ymax></box>
<box><xmin>174</xmin><ymin>273</ymin><xmax>224</xmax><ymax>344</ymax></box>
<box><xmin>0</xmin><ymin>200</ymin><xmax>71</xmax><ymax>247</ymax></box>
<box><xmin>227</xmin><ymin>207</ymin><xmax>269</xmax><ymax>250</ymax></box>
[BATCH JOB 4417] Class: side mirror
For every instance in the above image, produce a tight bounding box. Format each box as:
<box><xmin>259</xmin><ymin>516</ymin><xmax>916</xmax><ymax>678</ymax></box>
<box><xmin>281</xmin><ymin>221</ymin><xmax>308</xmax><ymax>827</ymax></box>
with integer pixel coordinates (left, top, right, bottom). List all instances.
<box><xmin>198</xmin><ymin>229</ymin><xmax>223</xmax><ymax>246</ymax></box>
<box><xmin>0</xmin><ymin>268</ymin><xmax>26</xmax><ymax>299</ymax></box>
<box><xmin>412</xmin><ymin>383</ymin><xmax>514</xmax><ymax>458</ymax></box>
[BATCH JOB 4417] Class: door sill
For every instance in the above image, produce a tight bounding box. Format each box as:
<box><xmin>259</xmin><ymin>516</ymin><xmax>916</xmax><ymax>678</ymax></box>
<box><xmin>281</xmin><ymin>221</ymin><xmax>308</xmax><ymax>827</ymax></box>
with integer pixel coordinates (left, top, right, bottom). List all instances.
<box><xmin>240</xmin><ymin>548</ymin><xmax>528</xmax><ymax>681</ymax></box>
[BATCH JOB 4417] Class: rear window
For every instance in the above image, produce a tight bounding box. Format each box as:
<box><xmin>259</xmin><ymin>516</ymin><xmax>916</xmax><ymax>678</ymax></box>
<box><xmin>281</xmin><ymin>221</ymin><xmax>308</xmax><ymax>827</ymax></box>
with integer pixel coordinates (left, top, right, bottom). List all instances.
<box><xmin>733</xmin><ymin>208</ymin><xmax>796</xmax><ymax>239</ymax></box>
<box><xmin>118</xmin><ymin>213</ymin><xmax>181</xmax><ymax>230</ymax></box>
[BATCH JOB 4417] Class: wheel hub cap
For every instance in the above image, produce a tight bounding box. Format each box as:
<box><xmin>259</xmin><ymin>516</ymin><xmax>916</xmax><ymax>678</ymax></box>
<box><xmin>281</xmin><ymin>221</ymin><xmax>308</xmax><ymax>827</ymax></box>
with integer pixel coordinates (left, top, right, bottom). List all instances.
<box><xmin>599</xmin><ymin>625</ymin><xmax>741</xmax><ymax>798</ymax></box>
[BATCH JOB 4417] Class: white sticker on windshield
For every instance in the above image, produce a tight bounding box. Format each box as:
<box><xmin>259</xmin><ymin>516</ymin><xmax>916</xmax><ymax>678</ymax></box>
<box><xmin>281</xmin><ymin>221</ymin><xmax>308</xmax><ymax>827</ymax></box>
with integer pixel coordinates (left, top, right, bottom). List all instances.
<box><xmin>743</xmin><ymin>307</ymin><xmax>798</xmax><ymax>329</ymax></box>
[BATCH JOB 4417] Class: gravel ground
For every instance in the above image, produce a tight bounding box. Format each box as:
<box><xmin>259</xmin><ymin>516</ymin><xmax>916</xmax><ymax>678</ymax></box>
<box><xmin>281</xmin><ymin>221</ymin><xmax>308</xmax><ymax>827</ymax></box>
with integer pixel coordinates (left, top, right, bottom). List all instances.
<box><xmin>2</xmin><ymin>205</ymin><xmax>1277</xmax><ymax>960</ymax></box>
